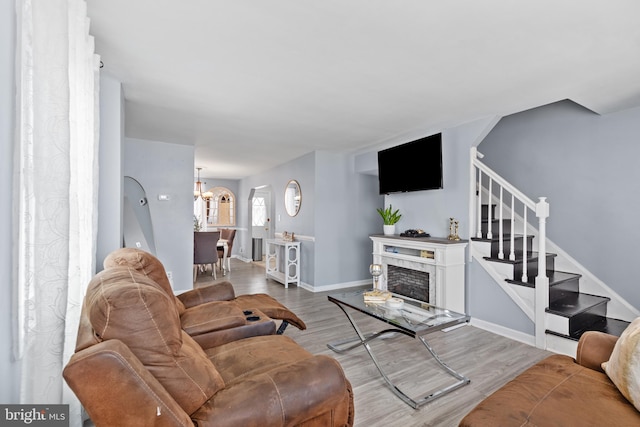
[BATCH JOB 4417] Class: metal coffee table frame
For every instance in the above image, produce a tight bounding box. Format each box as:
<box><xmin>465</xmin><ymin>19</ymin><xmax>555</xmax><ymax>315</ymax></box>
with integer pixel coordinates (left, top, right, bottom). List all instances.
<box><xmin>327</xmin><ymin>290</ymin><xmax>470</xmax><ymax>409</ymax></box>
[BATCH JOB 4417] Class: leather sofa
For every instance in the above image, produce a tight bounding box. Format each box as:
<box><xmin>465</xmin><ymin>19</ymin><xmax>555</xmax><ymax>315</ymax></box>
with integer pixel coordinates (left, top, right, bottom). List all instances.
<box><xmin>459</xmin><ymin>331</ymin><xmax>640</xmax><ymax>426</ymax></box>
<box><xmin>102</xmin><ymin>248</ymin><xmax>306</xmax><ymax>348</ymax></box>
<box><xmin>64</xmin><ymin>266</ymin><xmax>354</xmax><ymax>426</ymax></box>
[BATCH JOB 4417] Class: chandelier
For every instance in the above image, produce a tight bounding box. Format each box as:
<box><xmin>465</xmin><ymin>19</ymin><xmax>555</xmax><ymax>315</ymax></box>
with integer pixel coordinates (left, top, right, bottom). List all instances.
<box><xmin>194</xmin><ymin>167</ymin><xmax>213</xmax><ymax>201</ymax></box>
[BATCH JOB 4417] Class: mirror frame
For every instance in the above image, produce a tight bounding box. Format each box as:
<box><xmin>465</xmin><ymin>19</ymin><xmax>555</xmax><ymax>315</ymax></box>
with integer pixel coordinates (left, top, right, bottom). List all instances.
<box><xmin>284</xmin><ymin>180</ymin><xmax>301</xmax><ymax>217</ymax></box>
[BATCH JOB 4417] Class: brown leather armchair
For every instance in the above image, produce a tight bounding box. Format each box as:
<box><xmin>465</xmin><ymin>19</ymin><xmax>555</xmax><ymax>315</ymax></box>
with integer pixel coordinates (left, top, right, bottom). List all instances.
<box><xmin>64</xmin><ymin>267</ymin><xmax>354</xmax><ymax>426</ymax></box>
<box><xmin>103</xmin><ymin>248</ymin><xmax>305</xmax><ymax>348</ymax></box>
<box><xmin>103</xmin><ymin>248</ymin><xmax>275</xmax><ymax>349</ymax></box>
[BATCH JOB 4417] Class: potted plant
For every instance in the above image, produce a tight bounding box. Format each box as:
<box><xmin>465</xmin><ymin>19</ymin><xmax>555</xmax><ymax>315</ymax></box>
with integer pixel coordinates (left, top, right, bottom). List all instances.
<box><xmin>376</xmin><ymin>205</ymin><xmax>401</xmax><ymax>235</ymax></box>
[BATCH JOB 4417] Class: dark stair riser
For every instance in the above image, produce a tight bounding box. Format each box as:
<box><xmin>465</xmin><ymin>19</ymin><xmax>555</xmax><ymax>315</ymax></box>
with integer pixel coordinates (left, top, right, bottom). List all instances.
<box><xmin>513</xmin><ymin>255</ymin><xmax>556</xmax><ymax>282</ymax></box>
<box><xmin>484</xmin><ymin>253</ymin><xmax>556</xmax><ymax>283</ymax></box>
<box><xmin>549</xmin><ymin>281</ymin><xmax>580</xmax><ymax>301</ymax></box>
<box><xmin>490</xmin><ymin>235</ymin><xmax>534</xmax><ymax>259</ymax></box>
<box><xmin>481</xmin><ymin>204</ymin><xmax>496</xmax><ymax>219</ymax></box>
<box><xmin>554</xmin><ymin>301</ymin><xmax>608</xmax><ymax>337</ymax></box>
<box><xmin>481</xmin><ymin>219</ymin><xmax>514</xmax><ymax>238</ymax></box>
<box><xmin>547</xmin><ymin>317</ymin><xmax>631</xmax><ymax>341</ymax></box>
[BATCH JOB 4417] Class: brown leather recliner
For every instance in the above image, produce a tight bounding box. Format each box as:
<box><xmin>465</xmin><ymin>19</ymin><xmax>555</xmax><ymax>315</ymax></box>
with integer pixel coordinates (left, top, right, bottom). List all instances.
<box><xmin>64</xmin><ymin>267</ymin><xmax>354</xmax><ymax>426</ymax></box>
<box><xmin>101</xmin><ymin>248</ymin><xmax>277</xmax><ymax>349</ymax></box>
<box><xmin>105</xmin><ymin>248</ymin><xmax>306</xmax><ymax>341</ymax></box>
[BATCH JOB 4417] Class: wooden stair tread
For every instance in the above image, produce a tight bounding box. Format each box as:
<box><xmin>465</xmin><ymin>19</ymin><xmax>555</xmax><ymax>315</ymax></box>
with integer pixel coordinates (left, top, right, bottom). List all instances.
<box><xmin>506</xmin><ymin>270</ymin><xmax>581</xmax><ymax>288</ymax></box>
<box><xmin>483</xmin><ymin>251</ymin><xmax>557</xmax><ymax>264</ymax></box>
<box><xmin>546</xmin><ymin>291</ymin><xmax>610</xmax><ymax>317</ymax></box>
<box><xmin>471</xmin><ymin>234</ymin><xmax>534</xmax><ymax>243</ymax></box>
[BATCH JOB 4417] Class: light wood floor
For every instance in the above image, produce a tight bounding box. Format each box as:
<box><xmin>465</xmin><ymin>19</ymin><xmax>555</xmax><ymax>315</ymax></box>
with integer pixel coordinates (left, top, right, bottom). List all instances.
<box><xmin>195</xmin><ymin>259</ymin><xmax>552</xmax><ymax>427</ymax></box>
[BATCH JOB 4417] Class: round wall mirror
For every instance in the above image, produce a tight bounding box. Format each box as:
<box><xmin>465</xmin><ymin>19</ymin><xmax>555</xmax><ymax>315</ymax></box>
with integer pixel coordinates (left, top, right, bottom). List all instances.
<box><xmin>284</xmin><ymin>180</ymin><xmax>301</xmax><ymax>217</ymax></box>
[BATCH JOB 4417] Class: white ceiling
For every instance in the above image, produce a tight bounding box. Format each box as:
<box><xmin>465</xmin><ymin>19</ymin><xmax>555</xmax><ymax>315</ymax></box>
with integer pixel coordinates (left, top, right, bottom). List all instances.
<box><xmin>86</xmin><ymin>0</ymin><xmax>640</xmax><ymax>179</ymax></box>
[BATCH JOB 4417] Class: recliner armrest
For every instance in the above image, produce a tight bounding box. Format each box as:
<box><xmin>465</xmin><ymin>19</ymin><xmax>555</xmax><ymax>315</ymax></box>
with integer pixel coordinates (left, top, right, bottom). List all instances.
<box><xmin>177</xmin><ymin>281</ymin><xmax>236</xmax><ymax>307</ymax></box>
<box><xmin>64</xmin><ymin>339</ymin><xmax>192</xmax><ymax>426</ymax></box>
<box><xmin>575</xmin><ymin>330</ymin><xmax>619</xmax><ymax>373</ymax></box>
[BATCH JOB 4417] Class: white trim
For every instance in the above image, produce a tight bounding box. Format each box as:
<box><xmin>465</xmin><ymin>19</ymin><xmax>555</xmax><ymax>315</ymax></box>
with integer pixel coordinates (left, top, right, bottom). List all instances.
<box><xmin>471</xmin><ymin>243</ymin><xmax>535</xmax><ymax>320</ymax></box>
<box><xmin>470</xmin><ymin>317</ymin><xmax>536</xmax><ymax>347</ymax></box>
<box><xmin>305</xmin><ymin>279</ymin><xmax>370</xmax><ymax>293</ymax></box>
<box><xmin>275</xmin><ymin>232</ymin><xmax>315</xmax><ymax>242</ymax></box>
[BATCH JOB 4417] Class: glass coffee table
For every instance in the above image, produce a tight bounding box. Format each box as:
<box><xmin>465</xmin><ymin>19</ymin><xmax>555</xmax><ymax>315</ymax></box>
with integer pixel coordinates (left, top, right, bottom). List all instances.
<box><xmin>327</xmin><ymin>290</ymin><xmax>470</xmax><ymax>409</ymax></box>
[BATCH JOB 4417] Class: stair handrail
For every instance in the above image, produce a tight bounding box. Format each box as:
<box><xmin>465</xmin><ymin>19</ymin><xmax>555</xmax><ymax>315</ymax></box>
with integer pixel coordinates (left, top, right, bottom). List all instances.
<box><xmin>469</xmin><ymin>147</ymin><xmax>550</xmax><ymax>349</ymax></box>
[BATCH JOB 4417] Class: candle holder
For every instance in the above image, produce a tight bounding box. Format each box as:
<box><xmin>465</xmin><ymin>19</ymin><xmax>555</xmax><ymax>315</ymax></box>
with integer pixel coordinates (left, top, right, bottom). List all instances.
<box><xmin>369</xmin><ymin>263</ymin><xmax>383</xmax><ymax>291</ymax></box>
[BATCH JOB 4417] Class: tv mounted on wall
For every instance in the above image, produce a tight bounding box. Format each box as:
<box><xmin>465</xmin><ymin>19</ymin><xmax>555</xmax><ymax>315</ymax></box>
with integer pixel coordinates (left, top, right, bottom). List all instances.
<box><xmin>377</xmin><ymin>133</ymin><xmax>443</xmax><ymax>194</ymax></box>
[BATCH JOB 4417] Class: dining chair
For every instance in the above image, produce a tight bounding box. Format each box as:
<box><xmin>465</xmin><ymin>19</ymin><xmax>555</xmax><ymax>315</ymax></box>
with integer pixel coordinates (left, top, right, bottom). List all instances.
<box><xmin>218</xmin><ymin>229</ymin><xmax>236</xmax><ymax>272</ymax></box>
<box><xmin>194</xmin><ymin>231</ymin><xmax>220</xmax><ymax>281</ymax></box>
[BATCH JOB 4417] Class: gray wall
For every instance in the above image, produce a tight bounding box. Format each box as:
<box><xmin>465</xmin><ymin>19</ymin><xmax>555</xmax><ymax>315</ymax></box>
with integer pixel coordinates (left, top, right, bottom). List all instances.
<box><xmin>124</xmin><ymin>138</ymin><xmax>194</xmax><ymax>292</ymax></box>
<box><xmin>479</xmin><ymin>100</ymin><xmax>640</xmax><ymax>311</ymax></box>
<box><xmin>95</xmin><ymin>73</ymin><xmax>123</xmax><ymax>270</ymax></box>
<box><xmin>315</xmin><ymin>151</ymin><xmax>382</xmax><ymax>288</ymax></box>
<box><xmin>237</xmin><ymin>150</ymin><xmax>381</xmax><ymax>289</ymax></box>
<box><xmin>1</xmin><ymin>0</ymin><xmax>19</xmax><ymax>403</ymax></box>
<box><xmin>239</xmin><ymin>152</ymin><xmax>317</xmax><ymax>286</ymax></box>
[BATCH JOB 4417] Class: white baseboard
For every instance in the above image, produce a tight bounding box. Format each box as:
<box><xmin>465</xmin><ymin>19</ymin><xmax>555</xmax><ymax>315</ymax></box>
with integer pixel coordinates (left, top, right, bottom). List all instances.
<box><xmin>470</xmin><ymin>317</ymin><xmax>536</xmax><ymax>347</ymax></box>
<box><xmin>307</xmin><ymin>280</ymin><xmax>370</xmax><ymax>293</ymax></box>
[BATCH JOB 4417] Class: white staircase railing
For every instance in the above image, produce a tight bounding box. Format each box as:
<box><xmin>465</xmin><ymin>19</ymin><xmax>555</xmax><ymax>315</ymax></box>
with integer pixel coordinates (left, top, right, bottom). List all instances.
<box><xmin>469</xmin><ymin>147</ymin><xmax>550</xmax><ymax>349</ymax></box>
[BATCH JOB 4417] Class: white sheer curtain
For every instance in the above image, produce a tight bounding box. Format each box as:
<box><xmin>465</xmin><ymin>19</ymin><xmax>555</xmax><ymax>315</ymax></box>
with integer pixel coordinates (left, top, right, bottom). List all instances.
<box><xmin>13</xmin><ymin>0</ymin><xmax>99</xmax><ymax>425</ymax></box>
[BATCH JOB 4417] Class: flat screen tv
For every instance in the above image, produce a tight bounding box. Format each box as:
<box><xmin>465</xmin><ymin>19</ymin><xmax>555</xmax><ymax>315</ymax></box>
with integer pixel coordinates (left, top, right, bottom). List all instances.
<box><xmin>377</xmin><ymin>133</ymin><xmax>443</xmax><ymax>194</ymax></box>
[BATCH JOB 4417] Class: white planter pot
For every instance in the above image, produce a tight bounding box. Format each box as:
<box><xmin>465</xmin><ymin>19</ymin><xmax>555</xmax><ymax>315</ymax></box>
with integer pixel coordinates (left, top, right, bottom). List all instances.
<box><xmin>383</xmin><ymin>224</ymin><xmax>395</xmax><ymax>235</ymax></box>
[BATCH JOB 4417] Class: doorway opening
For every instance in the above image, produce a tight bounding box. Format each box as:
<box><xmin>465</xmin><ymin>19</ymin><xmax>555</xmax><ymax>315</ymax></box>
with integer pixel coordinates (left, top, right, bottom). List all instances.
<box><xmin>248</xmin><ymin>185</ymin><xmax>275</xmax><ymax>266</ymax></box>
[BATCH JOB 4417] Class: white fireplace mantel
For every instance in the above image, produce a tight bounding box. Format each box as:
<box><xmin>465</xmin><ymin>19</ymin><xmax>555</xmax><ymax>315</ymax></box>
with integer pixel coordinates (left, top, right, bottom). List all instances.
<box><xmin>370</xmin><ymin>235</ymin><xmax>468</xmax><ymax>313</ymax></box>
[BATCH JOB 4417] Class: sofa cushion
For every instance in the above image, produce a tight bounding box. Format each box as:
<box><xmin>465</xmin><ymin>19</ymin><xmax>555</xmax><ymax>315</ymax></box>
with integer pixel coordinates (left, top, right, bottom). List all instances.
<box><xmin>603</xmin><ymin>316</ymin><xmax>640</xmax><ymax>411</ymax></box>
<box><xmin>459</xmin><ymin>354</ymin><xmax>640</xmax><ymax>426</ymax></box>
<box><xmin>103</xmin><ymin>247</ymin><xmax>187</xmax><ymax>315</ymax></box>
<box><xmin>205</xmin><ymin>335</ymin><xmax>313</xmax><ymax>385</ymax></box>
<box><xmin>85</xmin><ymin>267</ymin><xmax>224</xmax><ymax>415</ymax></box>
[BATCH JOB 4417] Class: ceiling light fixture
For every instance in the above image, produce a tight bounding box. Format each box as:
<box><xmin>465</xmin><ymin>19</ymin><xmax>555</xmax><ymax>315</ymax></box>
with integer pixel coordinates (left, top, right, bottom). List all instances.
<box><xmin>194</xmin><ymin>167</ymin><xmax>213</xmax><ymax>201</ymax></box>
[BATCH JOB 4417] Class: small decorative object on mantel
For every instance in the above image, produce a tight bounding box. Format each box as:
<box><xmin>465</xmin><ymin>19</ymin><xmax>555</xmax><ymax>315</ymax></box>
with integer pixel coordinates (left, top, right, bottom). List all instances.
<box><xmin>377</xmin><ymin>205</ymin><xmax>402</xmax><ymax>235</ymax></box>
<box><xmin>448</xmin><ymin>217</ymin><xmax>460</xmax><ymax>241</ymax></box>
<box><xmin>281</xmin><ymin>231</ymin><xmax>295</xmax><ymax>242</ymax></box>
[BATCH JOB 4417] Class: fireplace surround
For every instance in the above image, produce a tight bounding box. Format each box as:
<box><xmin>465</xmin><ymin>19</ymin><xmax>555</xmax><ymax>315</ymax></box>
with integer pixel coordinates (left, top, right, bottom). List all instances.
<box><xmin>370</xmin><ymin>235</ymin><xmax>468</xmax><ymax>313</ymax></box>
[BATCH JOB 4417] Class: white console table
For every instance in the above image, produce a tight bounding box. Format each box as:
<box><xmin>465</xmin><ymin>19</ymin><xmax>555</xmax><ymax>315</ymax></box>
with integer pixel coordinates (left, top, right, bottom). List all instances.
<box><xmin>370</xmin><ymin>235</ymin><xmax>468</xmax><ymax>313</ymax></box>
<box><xmin>266</xmin><ymin>239</ymin><xmax>301</xmax><ymax>288</ymax></box>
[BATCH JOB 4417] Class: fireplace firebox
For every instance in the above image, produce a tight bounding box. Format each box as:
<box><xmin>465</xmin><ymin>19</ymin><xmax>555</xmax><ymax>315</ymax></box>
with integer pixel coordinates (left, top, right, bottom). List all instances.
<box><xmin>387</xmin><ymin>265</ymin><xmax>430</xmax><ymax>302</ymax></box>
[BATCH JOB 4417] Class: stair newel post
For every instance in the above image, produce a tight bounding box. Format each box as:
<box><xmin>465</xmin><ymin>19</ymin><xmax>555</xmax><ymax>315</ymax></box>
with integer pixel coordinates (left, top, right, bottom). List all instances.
<box><xmin>470</xmin><ymin>147</ymin><xmax>483</xmax><ymax>241</ymax></box>
<box><xmin>498</xmin><ymin>186</ymin><xmax>504</xmax><ymax>260</ymax></box>
<box><xmin>534</xmin><ymin>197</ymin><xmax>550</xmax><ymax>349</ymax></box>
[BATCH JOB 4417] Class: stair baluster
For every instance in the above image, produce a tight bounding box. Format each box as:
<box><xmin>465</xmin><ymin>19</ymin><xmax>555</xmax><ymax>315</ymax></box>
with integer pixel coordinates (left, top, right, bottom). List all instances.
<box><xmin>509</xmin><ymin>194</ymin><xmax>515</xmax><ymax>261</ymax></box>
<box><xmin>498</xmin><ymin>187</ymin><xmax>504</xmax><ymax>260</ymax></box>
